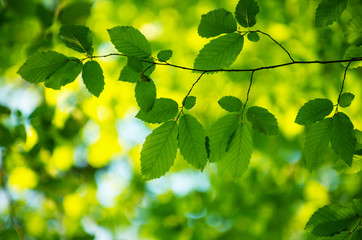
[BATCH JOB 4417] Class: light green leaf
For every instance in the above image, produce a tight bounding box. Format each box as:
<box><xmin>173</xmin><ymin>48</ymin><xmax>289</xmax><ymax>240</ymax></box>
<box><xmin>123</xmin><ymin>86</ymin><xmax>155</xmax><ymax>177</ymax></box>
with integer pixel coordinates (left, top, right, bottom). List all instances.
<box><xmin>246</xmin><ymin>106</ymin><xmax>279</xmax><ymax>135</ymax></box>
<box><xmin>59</xmin><ymin>24</ymin><xmax>93</xmax><ymax>55</ymax></box>
<box><xmin>224</xmin><ymin>123</ymin><xmax>252</xmax><ymax>179</ymax></box>
<box><xmin>247</xmin><ymin>32</ymin><xmax>260</xmax><ymax>42</ymax></box>
<box><xmin>330</xmin><ymin>112</ymin><xmax>356</xmax><ymax>166</ymax></box>
<box><xmin>135</xmin><ymin>79</ymin><xmax>156</xmax><ymax>112</ymax></box>
<box><xmin>305</xmin><ymin>204</ymin><xmax>357</xmax><ymax>237</ymax></box>
<box><xmin>179</xmin><ymin>114</ymin><xmax>208</xmax><ymax>170</ymax></box>
<box><xmin>108</xmin><ymin>26</ymin><xmax>152</xmax><ymax>58</ymax></box>
<box><xmin>343</xmin><ymin>46</ymin><xmax>362</xmax><ymax>69</ymax></box>
<box><xmin>183</xmin><ymin>96</ymin><xmax>196</xmax><ymax>110</ymax></box>
<box><xmin>339</xmin><ymin>92</ymin><xmax>355</xmax><ymax>108</ymax></box>
<box><xmin>58</xmin><ymin>1</ymin><xmax>92</xmax><ymax>25</ymax></box>
<box><xmin>157</xmin><ymin>50</ymin><xmax>173</xmax><ymax>62</ymax></box>
<box><xmin>304</xmin><ymin>118</ymin><xmax>332</xmax><ymax>170</ymax></box>
<box><xmin>346</xmin><ymin>17</ymin><xmax>362</xmax><ymax>46</ymax></box>
<box><xmin>235</xmin><ymin>0</ymin><xmax>259</xmax><ymax>28</ymax></box>
<box><xmin>82</xmin><ymin>60</ymin><xmax>105</xmax><ymax>97</ymax></box>
<box><xmin>208</xmin><ymin>114</ymin><xmax>240</xmax><ymax>162</ymax></box>
<box><xmin>218</xmin><ymin>96</ymin><xmax>243</xmax><ymax>112</ymax></box>
<box><xmin>17</xmin><ymin>51</ymin><xmax>68</xmax><ymax>83</ymax></box>
<box><xmin>295</xmin><ymin>98</ymin><xmax>334</xmax><ymax>125</ymax></box>
<box><xmin>140</xmin><ymin>121</ymin><xmax>178</xmax><ymax>180</ymax></box>
<box><xmin>136</xmin><ymin>98</ymin><xmax>178</xmax><ymax>123</ymax></box>
<box><xmin>198</xmin><ymin>8</ymin><xmax>237</xmax><ymax>38</ymax></box>
<box><xmin>44</xmin><ymin>58</ymin><xmax>82</xmax><ymax>90</ymax></box>
<box><xmin>193</xmin><ymin>33</ymin><xmax>244</xmax><ymax>71</ymax></box>
<box><xmin>315</xmin><ymin>0</ymin><xmax>348</xmax><ymax>27</ymax></box>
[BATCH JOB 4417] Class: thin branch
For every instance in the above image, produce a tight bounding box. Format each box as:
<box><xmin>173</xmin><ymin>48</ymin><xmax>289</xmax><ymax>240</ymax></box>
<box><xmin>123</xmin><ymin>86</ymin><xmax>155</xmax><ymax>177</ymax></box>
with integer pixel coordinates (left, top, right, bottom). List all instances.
<box><xmin>240</xmin><ymin>71</ymin><xmax>255</xmax><ymax>116</ymax></box>
<box><xmin>336</xmin><ymin>61</ymin><xmax>352</xmax><ymax>112</ymax></box>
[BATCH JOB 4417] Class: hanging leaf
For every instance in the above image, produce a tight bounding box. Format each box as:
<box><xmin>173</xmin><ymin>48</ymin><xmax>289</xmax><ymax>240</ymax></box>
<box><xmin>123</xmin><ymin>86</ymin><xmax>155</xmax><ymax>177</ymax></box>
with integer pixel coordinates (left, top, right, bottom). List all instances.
<box><xmin>140</xmin><ymin>121</ymin><xmax>178</xmax><ymax>180</ymax></box>
<box><xmin>119</xmin><ymin>66</ymin><xmax>139</xmax><ymax>83</ymax></box>
<box><xmin>198</xmin><ymin>8</ymin><xmax>237</xmax><ymax>38</ymax></box>
<box><xmin>136</xmin><ymin>98</ymin><xmax>178</xmax><ymax>123</ymax></box>
<box><xmin>346</xmin><ymin>17</ymin><xmax>362</xmax><ymax>46</ymax></box>
<box><xmin>135</xmin><ymin>79</ymin><xmax>156</xmax><ymax>112</ymax></box>
<box><xmin>82</xmin><ymin>60</ymin><xmax>105</xmax><ymax>97</ymax></box>
<box><xmin>179</xmin><ymin>114</ymin><xmax>208</xmax><ymax>170</ymax></box>
<box><xmin>157</xmin><ymin>50</ymin><xmax>173</xmax><ymax>62</ymax></box>
<box><xmin>119</xmin><ymin>57</ymin><xmax>155</xmax><ymax>83</ymax></box>
<box><xmin>59</xmin><ymin>24</ymin><xmax>93</xmax><ymax>55</ymax></box>
<box><xmin>339</xmin><ymin>92</ymin><xmax>355</xmax><ymax>108</ymax></box>
<box><xmin>247</xmin><ymin>32</ymin><xmax>260</xmax><ymax>42</ymax></box>
<box><xmin>235</xmin><ymin>0</ymin><xmax>259</xmax><ymax>28</ymax></box>
<box><xmin>218</xmin><ymin>96</ymin><xmax>243</xmax><ymax>112</ymax></box>
<box><xmin>315</xmin><ymin>0</ymin><xmax>348</xmax><ymax>27</ymax></box>
<box><xmin>183</xmin><ymin>96</ymin><xmax>196</xmax><ymax>110</ymax></box>
<box><xmin>246</xmin><ymin>106</ymin><xmax>279</xmax><ymax>135</ymax></box>
<box><xmin>295</xmin><ymin>98</ymin><xmax>334</xmax><ymax>125</ymax></box>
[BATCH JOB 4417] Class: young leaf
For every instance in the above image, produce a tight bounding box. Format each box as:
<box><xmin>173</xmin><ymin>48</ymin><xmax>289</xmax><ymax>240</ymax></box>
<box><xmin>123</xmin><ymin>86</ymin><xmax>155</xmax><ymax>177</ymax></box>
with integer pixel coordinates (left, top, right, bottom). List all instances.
<box><xmin>343</xmin><ymin>46</ymin><xmax>362</xmax><ymax>69</ymax></box>
<box><xmin>304</xmin><ymin>118</ymin><xmax>332</xmax><ymax>170</ymax></box>
<box><xmin>82</xmin><ymin>60</ymin><xmax>105</xmax><ymax>97</ymax></box>
<box><xmin>295</xmin><ymin>98</ymin><xmax>334</xmax><ymax>125</ymax></box>
<box><xmin>194</xmin><ymin>33</ymin><xmax>244</xmax><ymax>71</ymax></box>
<box><xmin>330</xmin><ymin>112</ymin><xmax>356</xmax><ymax>166</ymax></box>
<box><xmin>59</xmin><ymin>24</ymin><xmax>93</xmax><ymax>55</ymax></box>
<box><xmin>339</xmin><ymin>92</ymin><xmax>355</xmax><ymax>108</ymax></box>
<box><xmin>305</xmin><ymin>204</ymin><xmax>357</xmax><ymax>237</ymax></box>
<box><xmin>183</xmin><ymin>96</ymin><xmax>196</xmax><ymax>110</ymax></box>
<box><xmin>208</xmin><ymin>114</ymin><xmax>240</xmax><ymax>162</ymax></box>
<box><xmin>179</xmin><ymin>114</ymin><xmax>208</xmax><ymax>170</ymax></box>
<box><xmin>108</xmin><ymin>26</ymin><xmax>152</xmax><ymax>58</ymax></box>
<box><xmin>235</xmin><ymin>0</ymin><xmax>259</xmax><ymax>28</ymax></box>
<box><xmin>346</xmin><ymin>17</ymin><xmax>362</xmax><ymax>47</ymax></box>
<box><xmin>157</xmin><ymin>50</ymin><xmax>173</xmax><ymax>62</ymax></box>
<box><xmin>140</xmin><ymin>121</ymin><xmax>178</xmax><ymax>180</ymax></box>
<box><xmin>198</xmin><ymin>8</ymin><xmax>237</xmax><ymax>38</ymax></box>
<box><xmin>136</xmin><ymin>98</ymin><xmax>178</xmax><ymax>123</ymax></box>
<box><xmin>247</xmin><ymin>32</ymin><xmax>260</xmax><ymax>42</ymax></box>
<box><xmin>135</xmin><ymin>79</ymin><xmax>156</xmax><ymax>112</ymax></box>
<box><xmin>218</xmin><ymin>96</ymin><xmax>243</xmax><ymax>112</ymax></box>
<box><xmin>44</xmin><ymin>58</ymin><xmax>83</xmax><ymax>90</ymax></box>
<box><xmin>224</xmin><ymin>123</ymin><xmax>252</xmax><ymax>179</ymax></box>
<box><xmin>17</xmin><ymin>51</ymin><xmax>68</xmax><ymax>83</ymax></box>
<box><xmin>315</xmin><ymin>0</ymin><xmax>348</xmax><ymax>27</ymax></box>
<box><xmin>246</xmin><ymin>106</ymin><xmax>279</xmax><ymax>135</ymax></box>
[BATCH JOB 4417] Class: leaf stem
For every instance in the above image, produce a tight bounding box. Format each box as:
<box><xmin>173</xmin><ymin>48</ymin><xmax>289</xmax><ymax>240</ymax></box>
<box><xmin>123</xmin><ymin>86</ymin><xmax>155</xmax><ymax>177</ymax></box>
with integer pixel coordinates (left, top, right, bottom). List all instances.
<box><xmin>336</xmin><ymin>61</ymin><xmax>352</xmax><ymax>113</ymax></box>
<box><xmin>240</xmin><ymin>71</ymin><xmax>255</xmax><ymax>116</ymax></box>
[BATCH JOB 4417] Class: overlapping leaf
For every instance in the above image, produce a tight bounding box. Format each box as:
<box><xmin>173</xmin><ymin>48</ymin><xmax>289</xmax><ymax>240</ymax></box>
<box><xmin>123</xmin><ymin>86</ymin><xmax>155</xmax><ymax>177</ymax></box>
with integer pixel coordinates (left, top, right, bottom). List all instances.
<box><xmin>135</xmin><ymin>79</ymin><xmax>156</xmax><ymax>112</ymax></box>
<box><xmin>339</xmin><ymin>92</ymin><xmax>355</xmax><ymax>108</ymax></box>
<box><xmin>119</xmin><ymin>57</ymin><xmax>155</xmax><ymax>82</ymax></box>
<box><xmin>235</xmin><ymin>0</ymin><xmax>259</xmax><ymax>28</ymax></box>
<box><xmin>44</xmin><ymin>58</ymin><xmax>82</xmax><ymax>89</ymax></box>
<box><xmin>218</xmin><ymin>96</ymin><xmax>243</xmax><ymax>112</ymax></box>
<box><xmin>82</xmin><ymin>60</ymin><xmax>104</xmax><ymax>97</ymax></box>
<box><xmin>247</xmin><ymin>32</ymin><xmax>260</xmax><ymax>42</ymax></box>
<box><xmin>346</xmin><ymin>17</ymin><xmax>362</xmax><ymax>46</ymax></box>
<box><xmin>295</xmin><ymin>98</ymin><xmax>333</xmax><ymax>125</ymax></box>
<box><xmin>183</xmin><ymin>96</ymin><xmax>196</xmax><ymax>110</ymax></box>
<box><xmin>198</xmin><ymin>8</ymin><xmax>237</xmax><ymax>38</ymax></box>
<box><xmin>315</xmin><ymin>0</ymin><xmax>348</xmax><ymax>27</ymax></box>
<box><xmin>136</xmin><ymin>98</ymin><xmax>178</xmax><ymax>123</ymax></box>
<box><xmin>59</xmin><ymin>24</ymin><xmax>93</xmax><ymax>55</ymax></box>
<box><xmin>246</xmin><ymin>106</ymin><xmax>278</xmax><ymax>135</ymax></box>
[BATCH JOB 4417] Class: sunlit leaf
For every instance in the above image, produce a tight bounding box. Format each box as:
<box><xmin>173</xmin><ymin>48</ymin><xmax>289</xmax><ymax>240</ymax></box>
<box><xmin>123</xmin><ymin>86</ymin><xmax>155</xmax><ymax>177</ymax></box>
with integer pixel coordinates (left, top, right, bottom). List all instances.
<box><xmin>82</xmin><ymin>60</ymin><xmax>104</xmax><ymax>97</ymax></box>
<box><xmin>315</xmin><ymin>0</ymin><xmax>348</xmax><ymax>27</ymax></box>
<box><xmin>183</xmin><ymin>96</ymin><xmax>196</xmax><ymax>110</ymax></box>
<box><xmin>157</xmin><ymin>50</ymin><xmax>173</xmax><ymax>62</ymax></box>
<box><xmin>135</xmin><ymin>79</ymin><xmax>156</xmax><ymax>112</ymax></box>
<box><xmin>218</xmin><ymin>96</ymin><xmax>243</xmax><ymax>112</ymax></box>
<box><xmin>247</xmin><ymin>32</ymin><xmax>260</xmax><ymax>42</ymax></box>
<box><xmin>295</xmin><ymin>98</ymin><xmax>333</xmax><ymax>125</ymax></box>
<box><xmin>136</xmin><ymin>98</ymin><xmax>178</xmax><ymax>123</ymax></box>
<box><xmin>235</xmin><ymin>0</ymin><xmax>259</xmax><ymax>28</ymax></box>
<box><xmin>59</xmin><ymin>24</ymin><xmax>93</xmax><ymax>55</ymax></box>
<box><xmin>198</xmin><ymin>8</ymin><xmax>237</xmax><ymax>38</ymax></box>
<box><xmin>246</xmin><ymin>106</ymin><xmax>279</xmax><ymax>135</ymax></box>
<box><xmin>343</xmin><ymin>46</ymin><xmax>362</xmax><ymax>69</ymax></box>
<box><xmin>339</xmin><ymin>92</ymin><xmax>355</xmax><ymax>108</ymax></box>
<box><xmin>44</xmin><ymin>58</ymin><xmax>82</xmax><ymax>89</ymax></box>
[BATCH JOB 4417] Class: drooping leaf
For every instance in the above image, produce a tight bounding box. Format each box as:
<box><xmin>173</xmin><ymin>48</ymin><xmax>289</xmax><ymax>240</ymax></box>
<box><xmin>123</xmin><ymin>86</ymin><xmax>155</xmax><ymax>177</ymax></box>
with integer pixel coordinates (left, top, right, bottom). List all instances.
<box><xmin>330</xmin><ymin>112</ymin><xmax>356</xmax><ymax>166</ymax></box>
<box><xmin>157</xmin><ymin>50</ymin><xmax>173</xmax><ymax>62</ymax></box>
<box><xmin>218</xmin><ymin>96</ymin><xmax>243</xmax><ymax>112</ymax></box>
<box><xmin>193</xmin><ymin>33</ymin><xmax>244</xmax><ymax>71</ymax></box>
<box><xmin>295</xmin><ymin>98</ymin><xmax>334</xmax><ymax>125</ymax></box>
<box><xmin>44</xmin><ymin>58</ymin><xmax>83</xmax><ymax>89</ymax></box>
<box><xmin>17</xmin><ymin>51</ymin><xmax>68</xmax><ymax>83</ymax></box>
<box><xmin>339</xmin><ymin>92</ymin><xmax>355</xmax><ymax>108</ymax></box>
<box><xmin>58</xmin><ymin>1</ymin><xmax>92</xmax><ymax>25</ymax></box>
<box><xmin>198</xmin><ymin>8</ymin><xmax>237</xmax><ymax>38</ymax></box>
<box><xmin>247</xmin><ymin>32</ymin><xmax>260</xmax><ymax>42</ymax></box>
<box><xmin>136</xmin><ymin>98</ymin><xmax>178</xmax><ymax>123</ymax></box>
<box><xmin>183</xmin><ymin>96</ymin><xmax>196</xmax><ymax>110</ymax></box>
<box><xmin>304</xmin><ymin>118</ymin><xmax>332</xmax><ymax>170</ymax></box>
<box><xmin>59</xmin><ymin>24</ymin><xmax>93</xmax><ymax>55</ymax></box>
<box><xmin>235</xmin><ymin>0</ymin><xmax>259</xmax><ymax>28</ymax></box>
<box><xmin>140</xmin><ymin>121</ymin><xmax>178</xmax><ymax>180</ymax></box>
<box><xmin>343</xmin><ymin>46</ymin><xmax>362</xmax><ymax>69</ymax></box>
<box><xmin>305</xmin><ymin>203</ymin><xmax>357</xmax><ymax>237</ymax></box>
<box><xmin>346</xmin><ymin>17</ymin><xmax>362</xmax><ymax>46</ymax></box>
<box><xmin>108</xmin><ymin>26</ymin><xmax>152</xmax><ymax>58</ymax></box>
<box><xmin>246</xmin><ymin>106</ymin><xmax>279</xmax><ymax>136</ymax></box>
<box><xmin>315</xmin><ymin>0</ymin><xmax>348</xmax><ymax>27</ymax></box>
<box><xmin>208</xmin><ymin>114</ymin><xmax>240</xmax><ymax>162</ymax></box>
<box><xmin>135</xmin><ymin>79</ymin><xmax>156</xmax><ymax>112</ymax></box>
<box><xmin>179</xmin><ymin>114</ymin><xmax>208</xmax><ymax>169</ymax></box>
<box><xmin>223</xmin><ymin>123</ymin><xmax>252</xmax><ymax>179</ymax></box>
<box><xmin>82</xmin><ymin>60</ymin><xmax>105</xmax><ymax>97</ymax></box>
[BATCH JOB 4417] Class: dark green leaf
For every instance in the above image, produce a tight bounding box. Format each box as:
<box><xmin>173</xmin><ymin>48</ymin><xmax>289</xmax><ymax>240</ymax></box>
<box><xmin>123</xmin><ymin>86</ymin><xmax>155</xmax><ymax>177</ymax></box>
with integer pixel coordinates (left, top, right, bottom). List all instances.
<box><xmin>127</xmin><ymin>56</ymin><xmax>144</xmax><ymax>72</ymax></box>
<box><xmin>339</xmin><ymin>92</ymin><xmax>355</xmax><ymax>108</ymax></box>
<box><xmin>295</xmin><ymin>98</ymin><xmax>334</xmax><ymax>125</ymax></box>
<box><xmin>198</xmin><ymin>8</ymin><xmax>237</xmax><ymax>38</ymax></box>
<box><xmin>136</xmin><ymin>98</ymin><xmax>178</xmax><ymax>123</ymax></box>
<box><xmin>346</xmin><ymin>17</ymin><xmax>362</xmax><ymax>46</ymax></box>
<box><xmin>247</xmin><ymin>32</ymin><xmax>260</xmax><ymax>42</ymax></box>
<box><xmin>58</xmin><ymin>2</ymin><xmax>92</xmax><ymax>25</ymax></box>
<box><xmin>315</xmin><ymin>0</ymin><xmax>348</xmax><ymax>27</ymax></box>
<box><xmin>119</xmin><ymin>66</ymin><xmax>139</xmax><ymax>83</ymax></box>
<box><xmin>140</xmin><ymin>121</ymin><xmax>178</xmax><ymax>180</ymax></box>
<box><xmin>333</xmin><ymin>156</ymin><xmax>362</xmax><ymax>174</ymax></box>
<box><xmin>218</xmin><ymin>96</ymin><xmax>243</xmax><ymax>112</ymax></box>
<box><xmin>352</xmin><ymin>199</ymin><xmax>362</xmax><ymax>215</ymax></box>
<box><xmin>235</xmin><ymin>0</ymin><xmax>259</xmax><ymax>28</ymax></box>
<box><xmin>183</xmin><ymin>96</ymin><xmax>196</xmax><ymax>110</ymax></box>
<box><xmin>82</xmin><ymin>60</ymin><xmax>105</xmax><ymax>97</ymax></box>
<box><xmin>179</xmin><ymin>114</ymin><xmax>208</xmax><ymax>170</ymax></box>
<box><xmin>119</xmin><ymin>57</ymin><xmax>155</xmax><ymax>83</ymax></box>
<box><xmin>343</xmin><ymin>46</ymin><xmax>362</xmax><ymax>69</ymax></box>
<box><xmin>0</xmin><ymin>105</ymin><xmax>11</xmax><ymax>116</ymax></box>
<box><xmin>157</xmin><ymin>50</ymin><xmax>173</xmax><ymax>62</ymax></box>
<box><xmin>355</xmin><ymin>129</ymin><xmax>362</xmax><ymax>154</ymax></box>
<box><xmin>135</xmin><ymin>79</ymin><xmax>156</xmax><ymax>112</ymax></box>
<box><xmin>0</xmin><ymin>124</ymin><xmax>13</xmax><ymax>147</ymax></box>
<box><xmin>59</xmin><ymin>24</ymin><xmax>93</xmax><ymax>55</ymax></box>
<box><xmin>351</xmin><ymin>229</ymin><xmax>362</xmax><ymax>240</ymax></box>
<box><xmin>36</xmin><ymin>3</ymin><xmax>53</xmax><ymax>28</ymax></box>
<box><xmin>194</xmin><ymin>33</ymin><xmax>244</xmax><ymax>71</ymax></box>
<box><xmin>246</xmin><ymin>106</ymin><xmax>279</xmax><ymax>136</ymax></box>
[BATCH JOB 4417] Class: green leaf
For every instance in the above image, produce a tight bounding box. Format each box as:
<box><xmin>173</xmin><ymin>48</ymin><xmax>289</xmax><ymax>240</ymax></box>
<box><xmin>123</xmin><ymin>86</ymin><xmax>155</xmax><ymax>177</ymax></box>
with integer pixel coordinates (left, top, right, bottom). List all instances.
<box><xmin>330</xmin><ymin>112</ymin><xmax>356</xmax><ymax>166</ymax></box>
<box><xmin>295</xmin><ymin>98</ymin><xmax>334</xmax><ymax>125</ymax></box>
<box><xmin>127</xmin><ymin>56</ymin><xmax>144</xmax><ymax>72</ymax></box>
<box><xmin>108</xmin><ymin>26</ymin><xmax>152</xmax><ymax>58</ymax></box>
<box><xmin>17</xmin><ymin>51</ymin><xmax>68</xmax><ymax>83</ymax></box>
<box><xmin>44</xmin><ymin>58</ymin><xmax>83</xmax><ymax>90</ymax></box>
<box><xmin>343</xmin><ymin>46</ymin><xmax>362</xmax><ymax>69</ymax></box>
<box><xmin>198</xmin><ymin>8</ymin><xmax>237</xmax><ymax>38</ymax></box>
<box><xmin>235</xmin><ymin>0</ymin><xmax>259</xmax><ymax>28</ymax></box>
<box><xmin>157</xmin><ymin>50</ymin><xmax>173</xmax><ymax>62</ymax></box>
<box><xmin>333</xmin><ymin>156</ymin><xmax>362</xmax><ymax>174</ymax></box>
<box><xmin>352</xmin><ymin>199</ymin><xmax>362</xmax><ymax>215</ymax></box>
<box><xmin>0</xmin><ymin>124</ymin><xmax>13</xmax><ymax>147</ymax></box>
<box><xmin>135</xmin><ymin>79</ymin><xmax>156</xmax><ymax>112</ymax></box>
<box><xmin>119</xmin><ymin>57</ymin><xmax>155</xmax><ymax>83</ymax></box>
<box><xmin>119</xmin><ymin>65</ymin><xmax>139</xmax><ymax>83</ymax></box>
<box><xmin>247</xmin><ymin>32</ymin><xmax>260</xmax><ymax>42</ymax></box>
<box><xmin>304</xmin><ymin>118</ymin><xmax>332</xmax><ymax>170</ymax></box>
<box><xmin>218</xmin><ymin>96</ymin><xmax>243</xmax><ymax>112</ymax></box>
<box><xmin>82</xmin><ymin>60</ymin><xmax>105</xmax><ymax>97</ymax></box>
<box><xmin>305</xmin><ymin>204</ymin><xmax>357</xmax><ymax>237</ymax></box>
<box><xmin>59</xmin><ymin>24</ymin><xmax>93</xmax><ymax>55</ymax></box>
<box><xmin>315</xmin><ymin>0</ymin><xmax>348</xmax><ymax>27</ymax></box>
<box><xmin>246</xmin><ymin>106</ymin><xmax>279</xmax><ymax>136</ymax></box>
<box><xmin>339</xmin><ymin>92</ymin><xmax>355</xmax><ymax>108</ymax></box>
<box><xmin>58</xmin><ymin>1</ymin><xmax>92</xmax><ymax>25</ymax></box>
<box><xmin>193</xmin><ymin>33</ymin><xmax>244</xmax><ymax>71</ymax></box>
<box><xmin>136</xmin><ymin>98</ymin><xmax>178</xmax><ymax>123</ymax></box>
<box><xmin>0</xmin><ymin>105</ymin><xmax>11</xmax><ymax>116</ymax></box>
<box><xmin>179</xmin><ymin>114</ymin><xmax>208</xmax><ymax>170</ymax></box>
<box><xmin>223</xmin><ymin>123</ymin><xmax>252</xmax><ymax>179</ymax></box>
<box><xmin>183</xmin><ymin>96</ymin><xmax>196</xmax><ymax>110</ymax></box>
<box><xmin>351</xmin><ymin>229</ymin><xmax>362</xmax><ymax>240</ymax></box>
<box><xmin>346</xmin><ymin>17</ymin><xmax>362</xmax><ymax>46</ymax></box>
<box><xmin>140</xmin><ymin>121</ymin><xmax>178</xmax><ymax>180</ymax></box>
<box><xmin>355</xmin><ymin>129</ymin><xmax>362</xmax><ymax>154</ymax></box>
<box><xmin>208</xmin><ymin>114</ymin><xmax>240</xmax><ymax>162</ymax></box>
